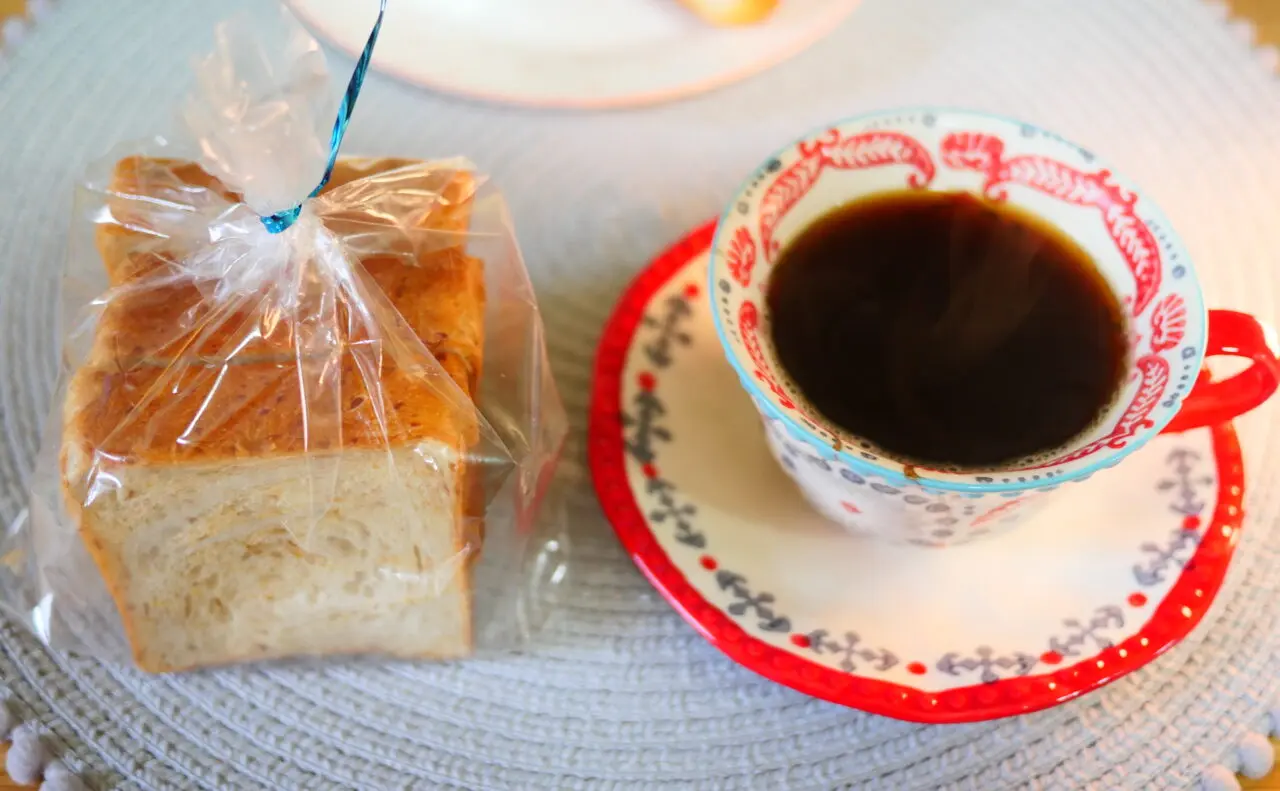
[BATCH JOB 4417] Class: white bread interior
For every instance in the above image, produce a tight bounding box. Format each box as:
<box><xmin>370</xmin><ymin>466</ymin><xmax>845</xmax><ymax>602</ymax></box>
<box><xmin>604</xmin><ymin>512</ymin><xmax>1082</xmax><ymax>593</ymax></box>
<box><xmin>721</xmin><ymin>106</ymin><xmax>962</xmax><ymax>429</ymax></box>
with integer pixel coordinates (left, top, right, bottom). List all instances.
<box><xmin>69</xmin><ymin>445</ymin><xmax>469</xmax><ymax>672</ymax></box>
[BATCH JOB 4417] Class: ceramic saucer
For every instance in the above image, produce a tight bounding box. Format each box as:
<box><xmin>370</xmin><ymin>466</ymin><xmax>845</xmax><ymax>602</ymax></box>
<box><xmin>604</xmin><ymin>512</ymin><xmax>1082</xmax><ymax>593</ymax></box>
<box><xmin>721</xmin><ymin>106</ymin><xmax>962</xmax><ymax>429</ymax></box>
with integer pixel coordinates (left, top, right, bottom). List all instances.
<box><xmin>588</xmin><ymin>222</ymin><xmax>1245</xmax><ymax>723</ymax></box>
<box><xmin>287</xmin><ymin>0</ymin><xmax>861</xmax><ymax>109</ymax></box>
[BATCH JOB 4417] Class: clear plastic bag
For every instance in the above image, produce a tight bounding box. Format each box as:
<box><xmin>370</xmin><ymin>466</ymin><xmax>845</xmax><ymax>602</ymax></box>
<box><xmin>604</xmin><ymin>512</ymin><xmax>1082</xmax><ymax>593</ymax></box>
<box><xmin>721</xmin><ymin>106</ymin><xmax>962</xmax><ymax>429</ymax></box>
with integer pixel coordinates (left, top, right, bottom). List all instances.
<box><xmin>0</xmin><ymin>9</ymin><xmax>568</xmax><ymax>672</ymax></box>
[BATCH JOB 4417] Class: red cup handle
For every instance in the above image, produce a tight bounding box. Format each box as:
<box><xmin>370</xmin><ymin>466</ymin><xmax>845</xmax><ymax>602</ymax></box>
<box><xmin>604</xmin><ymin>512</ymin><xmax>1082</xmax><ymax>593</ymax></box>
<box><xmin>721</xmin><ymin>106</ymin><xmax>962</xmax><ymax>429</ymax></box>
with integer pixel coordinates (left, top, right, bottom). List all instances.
<box><xmin>1161</xmin><ymin>310</ymin><xmax>1280</xmax><ymax>434</ymax></box>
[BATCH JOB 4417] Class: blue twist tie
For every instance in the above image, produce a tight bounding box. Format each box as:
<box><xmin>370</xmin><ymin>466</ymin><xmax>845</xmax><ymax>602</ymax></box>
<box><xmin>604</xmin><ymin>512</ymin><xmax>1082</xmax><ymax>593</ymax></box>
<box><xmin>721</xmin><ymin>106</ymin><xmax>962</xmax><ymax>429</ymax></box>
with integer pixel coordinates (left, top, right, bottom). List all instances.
<box><xmin>261</xmin><ymin>0</ymin><xmax>386</xmax><ymax>234</ymax></box>
<box><xmin>260</xmin><ymin>204</ymin><xmax>303</xmax><ymax>234</ymax></box>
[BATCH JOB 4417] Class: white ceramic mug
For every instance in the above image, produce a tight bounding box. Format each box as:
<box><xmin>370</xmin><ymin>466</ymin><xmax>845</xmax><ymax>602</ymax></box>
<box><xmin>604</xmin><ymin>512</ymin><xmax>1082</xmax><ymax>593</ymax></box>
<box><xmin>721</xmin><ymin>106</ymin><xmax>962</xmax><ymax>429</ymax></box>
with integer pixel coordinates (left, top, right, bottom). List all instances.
<box><xmin>709</xmin><ymin>107</ymin><xmax>1280</xmax><ymax>546</ymax></box>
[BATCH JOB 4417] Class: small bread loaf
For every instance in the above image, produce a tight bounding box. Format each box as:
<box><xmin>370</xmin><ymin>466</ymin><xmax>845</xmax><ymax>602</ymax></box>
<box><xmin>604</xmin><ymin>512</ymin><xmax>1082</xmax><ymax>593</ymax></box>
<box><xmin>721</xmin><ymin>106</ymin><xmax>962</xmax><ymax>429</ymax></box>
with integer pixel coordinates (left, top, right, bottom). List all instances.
<box><xmin>676</xmin><ymin>0</ymin><xmax>778</xmax><ymax>25</ymax></box>
<box><xmin>63</xmin><ymin>157</ymin><xmax>485</xmax><ymax>672</ymax></box>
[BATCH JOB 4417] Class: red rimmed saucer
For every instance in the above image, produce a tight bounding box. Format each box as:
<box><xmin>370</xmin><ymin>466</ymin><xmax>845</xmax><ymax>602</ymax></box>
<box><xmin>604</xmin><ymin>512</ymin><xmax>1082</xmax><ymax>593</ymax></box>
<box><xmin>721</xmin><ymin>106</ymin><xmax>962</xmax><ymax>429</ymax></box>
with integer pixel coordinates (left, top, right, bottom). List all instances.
<box><xmin>588</xmin><ymin>221</ymin><xmax>1245</xmax><ymax>724</ymax></box>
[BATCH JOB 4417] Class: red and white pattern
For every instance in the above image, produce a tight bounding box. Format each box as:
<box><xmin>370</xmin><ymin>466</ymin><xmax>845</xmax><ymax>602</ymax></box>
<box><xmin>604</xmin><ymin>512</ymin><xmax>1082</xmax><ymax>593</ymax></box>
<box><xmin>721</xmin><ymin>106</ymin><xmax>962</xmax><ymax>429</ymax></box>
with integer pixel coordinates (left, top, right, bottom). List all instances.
<box><xmin>1035</xmin><ymin>298</ymin><xmax>1179</xmax><ymax>467</ymax></box>
<box><xmin>590</xmin><ymin>225</ymin><xmax>1245</xmax><ymax>723</ymax></box>
<box><xmin>710</xmin><ymin>108</ymin><xmax>1203</xmax><ymax>490</ymax></box>
<box><xmin>1150</xmin><ymin>293</ymin><xmax>1189</xmax><ymax>352</ymax></box>
<box><xmin>758</xmin><ymin>152</ymin><xmax>826</xmax><ymax>262</ymax></box>
<box><xmin>724</xmin><ymin>225</ymin><xmax>757</xmax><ymax>287</ymax></box>
<box><xmin>738</xmin><ymin>300</ymin><xmax>796</xmax><ymax>409</ymax></box>
<box><xmin>938</xmin><ymin>131</ymin><xmax>1162</xmax><ymax>317</ymax></box>
<box><xmin>758</xmin><ymin>129</ymin><xmax>934</xmax><ymax>261</ymax></box>
<box><xmin>969</xmin><ymin>495</ymin><xmax>1027</xmax><ymax>528</ymax></box>
<box><xmin>1045</xmin><ymin>355</ymin><xmax>1169</xmax><ymax>466</ymax></box>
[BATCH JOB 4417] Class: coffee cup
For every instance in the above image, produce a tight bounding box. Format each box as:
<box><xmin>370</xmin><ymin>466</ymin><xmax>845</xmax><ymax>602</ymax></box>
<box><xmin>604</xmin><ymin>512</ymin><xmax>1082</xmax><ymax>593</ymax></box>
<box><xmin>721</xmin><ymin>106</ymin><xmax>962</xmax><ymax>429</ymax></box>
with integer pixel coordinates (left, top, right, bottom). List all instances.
<box><xmin>709</xmin><ymin>107</ymin><xmax>1280</xmax><ymax>546</ymax></box>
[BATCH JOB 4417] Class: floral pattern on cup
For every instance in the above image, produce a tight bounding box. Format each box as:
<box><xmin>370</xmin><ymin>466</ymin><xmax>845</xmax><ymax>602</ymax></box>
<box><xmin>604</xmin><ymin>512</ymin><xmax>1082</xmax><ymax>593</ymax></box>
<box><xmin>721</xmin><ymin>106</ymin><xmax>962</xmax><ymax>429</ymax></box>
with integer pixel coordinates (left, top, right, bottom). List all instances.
<box><xmin>708</xmin><ymin>107</ymin><xmax>1278</xmax><ymax>543</ymax></box>
<box><xmin>758</xmin><ymin>411</ymin><xmax>1056</xmax><ymax>545</ymax></box>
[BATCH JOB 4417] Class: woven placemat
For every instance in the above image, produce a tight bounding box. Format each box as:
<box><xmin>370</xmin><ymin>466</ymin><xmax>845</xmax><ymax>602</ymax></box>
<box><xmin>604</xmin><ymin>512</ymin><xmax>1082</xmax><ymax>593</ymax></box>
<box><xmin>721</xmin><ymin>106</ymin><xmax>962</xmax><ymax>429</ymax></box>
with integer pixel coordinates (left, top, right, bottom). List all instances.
<box><xmin>1</xmin><ymin>0</ymin><xmax>1279</xmax><ymax>788</ymax></box>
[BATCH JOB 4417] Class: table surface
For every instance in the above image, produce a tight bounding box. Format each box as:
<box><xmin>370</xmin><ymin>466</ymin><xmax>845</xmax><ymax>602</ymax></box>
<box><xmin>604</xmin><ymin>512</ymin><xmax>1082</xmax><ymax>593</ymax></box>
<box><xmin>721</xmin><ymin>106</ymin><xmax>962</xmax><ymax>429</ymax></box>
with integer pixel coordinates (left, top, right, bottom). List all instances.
<box><xmin>0</xmin><ymin>0</ymin><xmax>1277</xmax><ymax>788</ymax></box>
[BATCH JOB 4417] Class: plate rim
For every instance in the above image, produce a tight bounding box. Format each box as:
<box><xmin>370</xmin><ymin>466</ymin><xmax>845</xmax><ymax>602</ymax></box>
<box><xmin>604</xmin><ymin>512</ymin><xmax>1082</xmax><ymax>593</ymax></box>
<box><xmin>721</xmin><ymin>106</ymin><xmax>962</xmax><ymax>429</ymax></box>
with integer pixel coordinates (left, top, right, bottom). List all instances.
<box><xmin>588</xmin><ymin>220</ymin><xmax>1247</xmax><ymax>723</ymax></box>
<box><xmin>284</xmin><ymin>0</ymin><xmax>862</xmax><ymax>110</ymax></box>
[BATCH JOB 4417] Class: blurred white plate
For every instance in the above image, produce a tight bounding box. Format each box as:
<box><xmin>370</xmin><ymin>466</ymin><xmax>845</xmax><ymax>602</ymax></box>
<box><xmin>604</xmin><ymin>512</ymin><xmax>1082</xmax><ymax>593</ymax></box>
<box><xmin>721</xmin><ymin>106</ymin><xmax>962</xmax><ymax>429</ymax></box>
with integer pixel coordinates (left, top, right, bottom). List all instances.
<box><xmin>286</xmin><ymin>0</ymin><xmax>861</xmax><ymax>108</ymax></box>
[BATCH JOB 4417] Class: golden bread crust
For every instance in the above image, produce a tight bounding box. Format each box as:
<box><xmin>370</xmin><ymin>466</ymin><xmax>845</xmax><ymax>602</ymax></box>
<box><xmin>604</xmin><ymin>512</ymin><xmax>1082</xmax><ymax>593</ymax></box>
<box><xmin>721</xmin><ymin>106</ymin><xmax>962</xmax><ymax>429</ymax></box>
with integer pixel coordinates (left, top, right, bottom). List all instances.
<box><xmin>91</xmin><ymin>158</ymin><xmax>484</xmax><ymax>377</ymax></box>
<box><xmin>88</xmin><ymin>247</ymin><xmax>484</xmax><ymax>380</ymax></box>
<box><xmin>64</xmin><ymin>355</ymin><xmax>475</xmax><ymax>465</ymax></box>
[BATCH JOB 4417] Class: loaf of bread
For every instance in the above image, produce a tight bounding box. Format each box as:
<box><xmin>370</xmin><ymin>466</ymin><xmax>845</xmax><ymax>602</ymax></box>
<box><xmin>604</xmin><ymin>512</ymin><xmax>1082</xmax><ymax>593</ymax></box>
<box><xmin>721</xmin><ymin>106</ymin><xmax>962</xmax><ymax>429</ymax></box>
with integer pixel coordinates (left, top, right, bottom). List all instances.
<box><xmin>676</xmin><ymin>0</ymin><xmax>778</xmax><ymax>25</ymax></box>
<box><xmin>62</xmin><ymin>157</ymin><xmax>486</xmax><ymax>672</ymax></box>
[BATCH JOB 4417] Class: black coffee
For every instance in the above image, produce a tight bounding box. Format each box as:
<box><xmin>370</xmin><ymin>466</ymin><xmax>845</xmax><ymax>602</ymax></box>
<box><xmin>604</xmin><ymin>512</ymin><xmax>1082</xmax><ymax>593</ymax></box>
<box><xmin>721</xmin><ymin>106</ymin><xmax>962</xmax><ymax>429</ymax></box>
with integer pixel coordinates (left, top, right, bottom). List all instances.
<box><xmin>766</xmin><ymin>190</ymin><xmax>1127</xmax><ymax>468</ymax></box>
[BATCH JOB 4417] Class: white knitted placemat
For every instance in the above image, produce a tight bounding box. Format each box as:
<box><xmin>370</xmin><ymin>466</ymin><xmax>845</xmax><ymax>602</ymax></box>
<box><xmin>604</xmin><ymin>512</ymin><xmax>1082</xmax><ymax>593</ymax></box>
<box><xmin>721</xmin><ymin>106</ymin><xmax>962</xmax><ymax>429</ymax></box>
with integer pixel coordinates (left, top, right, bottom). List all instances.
<box><xmin>1</xmin><ymin>1</ymin><xmax>1279</xmax><ymax>789</ymax></box>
